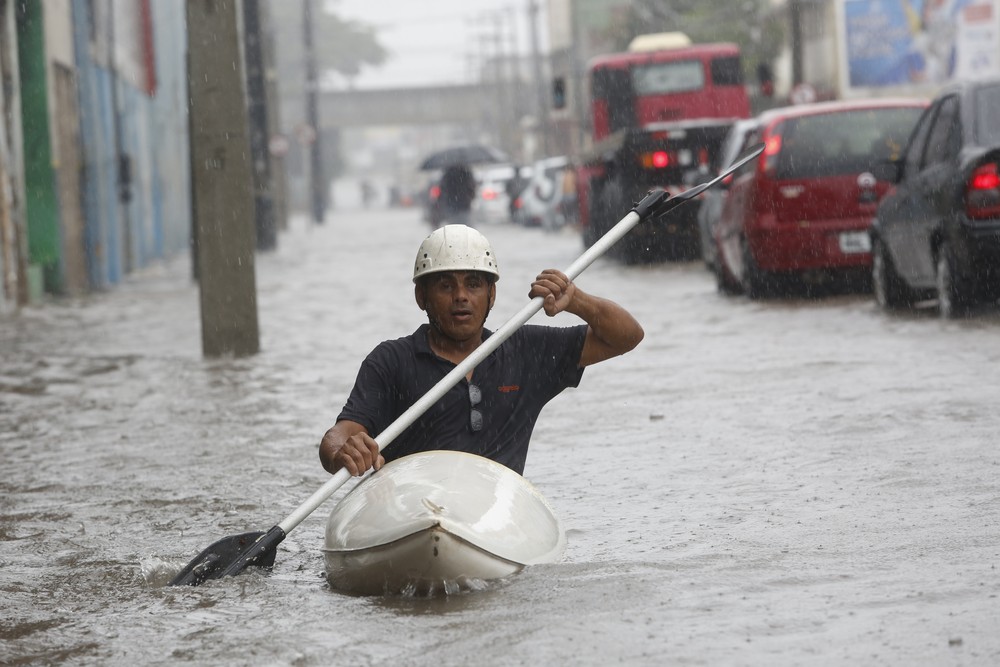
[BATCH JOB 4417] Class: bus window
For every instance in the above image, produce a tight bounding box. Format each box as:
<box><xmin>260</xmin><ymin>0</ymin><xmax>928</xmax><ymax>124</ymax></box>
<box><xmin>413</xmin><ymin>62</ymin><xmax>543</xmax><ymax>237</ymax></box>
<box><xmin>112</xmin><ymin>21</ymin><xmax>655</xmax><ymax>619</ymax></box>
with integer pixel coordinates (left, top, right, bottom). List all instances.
<box><xmin>631</xmin><ymin>60</ymin><xmax>704</xmax><ymax>96</ymax></box>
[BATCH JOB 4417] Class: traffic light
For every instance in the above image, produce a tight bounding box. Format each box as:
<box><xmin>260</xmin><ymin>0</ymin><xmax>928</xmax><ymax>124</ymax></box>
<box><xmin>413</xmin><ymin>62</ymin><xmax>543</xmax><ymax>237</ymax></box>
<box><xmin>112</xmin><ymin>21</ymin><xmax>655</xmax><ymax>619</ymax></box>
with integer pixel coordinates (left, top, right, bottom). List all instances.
<box><xmin>552</xmin><ymin>77</ymin><xmax>566</xmax><ymax>109</ymax></box>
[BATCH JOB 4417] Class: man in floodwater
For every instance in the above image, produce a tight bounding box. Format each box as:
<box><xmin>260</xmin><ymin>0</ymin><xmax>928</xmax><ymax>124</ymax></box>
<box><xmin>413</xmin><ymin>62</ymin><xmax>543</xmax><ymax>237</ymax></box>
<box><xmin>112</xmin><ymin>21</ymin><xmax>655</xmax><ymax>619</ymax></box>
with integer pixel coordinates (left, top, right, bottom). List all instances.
<box><xmin>319</xmin><ymin>224</ymin><xmax>643</xmax><ymax>476</ymax></box>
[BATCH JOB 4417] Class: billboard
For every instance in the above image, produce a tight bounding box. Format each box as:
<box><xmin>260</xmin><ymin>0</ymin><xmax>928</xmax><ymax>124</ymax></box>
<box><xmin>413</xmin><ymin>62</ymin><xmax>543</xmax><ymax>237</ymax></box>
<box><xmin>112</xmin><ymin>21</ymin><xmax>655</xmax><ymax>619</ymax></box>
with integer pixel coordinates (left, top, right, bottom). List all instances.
<box><xmin>841</xmin><ymin>0</ymin><xmax>1000</xmax><ymax>89</ymax></box>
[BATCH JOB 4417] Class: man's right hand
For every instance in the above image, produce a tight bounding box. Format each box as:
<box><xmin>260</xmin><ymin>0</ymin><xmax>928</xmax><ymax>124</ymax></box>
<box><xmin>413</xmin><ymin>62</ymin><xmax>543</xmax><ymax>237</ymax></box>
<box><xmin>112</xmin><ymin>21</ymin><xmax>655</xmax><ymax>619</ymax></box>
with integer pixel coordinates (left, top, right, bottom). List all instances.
<box><xmin>319</xmin><ymin>420</ymin><xmax>384</xmax><ymax>476</ymax></box>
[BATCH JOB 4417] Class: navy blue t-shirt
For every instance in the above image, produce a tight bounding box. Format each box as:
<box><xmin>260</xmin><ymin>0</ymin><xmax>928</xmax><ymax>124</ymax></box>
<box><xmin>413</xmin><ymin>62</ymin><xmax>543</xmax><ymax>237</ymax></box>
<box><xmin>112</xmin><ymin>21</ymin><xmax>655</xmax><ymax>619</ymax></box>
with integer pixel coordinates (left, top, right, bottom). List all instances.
<box><xmin>337</xmin><ymin>323</ymin><xmax>587</xmax><ymax>474</ymax></box>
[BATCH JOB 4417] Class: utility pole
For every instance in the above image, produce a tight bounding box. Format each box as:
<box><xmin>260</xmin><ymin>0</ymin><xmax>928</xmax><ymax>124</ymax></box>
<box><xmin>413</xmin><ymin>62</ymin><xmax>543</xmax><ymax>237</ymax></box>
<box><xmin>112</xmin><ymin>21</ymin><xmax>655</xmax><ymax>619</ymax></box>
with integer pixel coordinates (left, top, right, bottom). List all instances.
<box><xmin>790</xmin><ymin>0</ymin><xmax>804</xmax><ymax>85</ymax></box>
<box><xmin>505</xmin><ymin>6</ymin><xmax>522</xmax><ymax>162</ymax></box>
<box><xmin>491</xmin><ymin>14</ymin><xmax>510</xmax><ymax>155</ymax></box>
<box><xmin>569</xmin><ymin>0</ymin><xmax>587</xmax><ymax>155</ymax></box>
<box><xmin>527</xmin><ymin>0</ymin><xmax>550</xmax><ymax>156</ymax></box>
<box><xmin>243</xmin><ymin>0</ymin><xmax>276</xmax><ymax>251</ymax></box>
<box><xmin>474</xmin><ymin>19</ymin><xmax>497</xmax><ymax>144</ymax></box>
<box><xmin>303</xmin><ymin>0</ymin><xmax>325</xmax><ymax>224</ymax></box>
<box><xmin>260</xmin><ymin>2</ymin><xmax>289</xmax><ymax>232</ymax></box>
<box><xmin>187</xmin><ymin>0</ymin><xmax>260</xmax><ymax>358</ymax></box>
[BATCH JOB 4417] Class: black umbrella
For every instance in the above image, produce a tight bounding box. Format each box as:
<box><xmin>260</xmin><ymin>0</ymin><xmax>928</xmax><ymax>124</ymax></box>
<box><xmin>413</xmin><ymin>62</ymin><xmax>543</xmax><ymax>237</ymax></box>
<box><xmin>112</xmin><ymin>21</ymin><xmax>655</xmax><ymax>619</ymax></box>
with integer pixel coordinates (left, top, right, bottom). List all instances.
<box><xmin>419</xmin><ymin>144</ymin><xmax>509</xmax><ymax>171</ymax></box>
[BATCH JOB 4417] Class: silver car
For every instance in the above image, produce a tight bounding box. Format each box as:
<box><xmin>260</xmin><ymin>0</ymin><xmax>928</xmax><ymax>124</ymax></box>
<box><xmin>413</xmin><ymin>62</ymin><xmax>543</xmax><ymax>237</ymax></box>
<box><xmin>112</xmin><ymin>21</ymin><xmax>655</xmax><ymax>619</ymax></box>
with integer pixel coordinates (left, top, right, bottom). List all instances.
<box><xmin>517</xmin><ymin>156</ymin><xmax>573</xmax><ymax>229</ymax></box>
<box><xmin>697</xmin><ymin>119</ymin><xmax>759</xmax><ymax>271</ymax></box>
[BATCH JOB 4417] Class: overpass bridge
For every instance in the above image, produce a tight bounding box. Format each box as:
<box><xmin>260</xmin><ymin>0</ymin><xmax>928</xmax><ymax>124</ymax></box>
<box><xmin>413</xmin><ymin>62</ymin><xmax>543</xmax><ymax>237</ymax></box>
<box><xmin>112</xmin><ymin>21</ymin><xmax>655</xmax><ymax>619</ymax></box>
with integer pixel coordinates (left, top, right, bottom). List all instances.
<box><xmin>318</xmin><ymin>84</ymin><xmax>494</xmax><ymax>128</ymax></box>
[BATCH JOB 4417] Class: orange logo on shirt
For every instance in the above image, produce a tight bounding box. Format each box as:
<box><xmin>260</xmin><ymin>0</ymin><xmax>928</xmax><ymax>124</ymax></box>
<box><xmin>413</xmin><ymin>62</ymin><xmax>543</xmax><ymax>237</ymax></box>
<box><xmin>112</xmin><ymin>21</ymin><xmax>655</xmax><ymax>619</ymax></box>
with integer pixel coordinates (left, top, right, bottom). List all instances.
<box><xmin>498</xmin><ymin>385</ymin><xmax>520</xmax><ymax>393</ymax></box>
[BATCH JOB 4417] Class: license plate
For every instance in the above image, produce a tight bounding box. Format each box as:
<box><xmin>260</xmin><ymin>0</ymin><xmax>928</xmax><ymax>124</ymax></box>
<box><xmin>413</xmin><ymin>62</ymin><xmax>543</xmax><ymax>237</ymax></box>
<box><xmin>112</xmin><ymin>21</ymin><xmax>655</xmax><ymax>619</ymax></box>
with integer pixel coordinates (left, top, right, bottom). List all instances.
<box><xmin>839</xmin><ymin>231</ymin><xmax>871</xmax><ymax>254</ymax></box>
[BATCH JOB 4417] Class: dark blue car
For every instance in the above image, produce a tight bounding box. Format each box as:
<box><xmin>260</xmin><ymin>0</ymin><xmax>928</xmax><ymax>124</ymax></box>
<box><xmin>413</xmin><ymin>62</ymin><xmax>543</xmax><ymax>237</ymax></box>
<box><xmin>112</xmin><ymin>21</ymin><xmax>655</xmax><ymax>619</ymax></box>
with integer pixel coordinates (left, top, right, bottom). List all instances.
<box><xmin>871</xmin><ymin>79</ymin><xmax>1000</xmax><ymax>317</ymax></box>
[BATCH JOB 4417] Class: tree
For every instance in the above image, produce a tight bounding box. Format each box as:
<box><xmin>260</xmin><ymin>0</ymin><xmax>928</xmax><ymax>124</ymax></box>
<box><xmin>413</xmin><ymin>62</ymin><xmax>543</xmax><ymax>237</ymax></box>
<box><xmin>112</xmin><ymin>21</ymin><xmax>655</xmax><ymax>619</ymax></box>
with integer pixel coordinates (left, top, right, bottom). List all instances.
<box><xmin>268</xmin><ymin>2</ymin><xmax>387</xmax><ymax>182</ymax></box>
<box><xmin>271</xmin><ymin>2</ymin><xmax>387</xmax><ymax>92</ymax></box>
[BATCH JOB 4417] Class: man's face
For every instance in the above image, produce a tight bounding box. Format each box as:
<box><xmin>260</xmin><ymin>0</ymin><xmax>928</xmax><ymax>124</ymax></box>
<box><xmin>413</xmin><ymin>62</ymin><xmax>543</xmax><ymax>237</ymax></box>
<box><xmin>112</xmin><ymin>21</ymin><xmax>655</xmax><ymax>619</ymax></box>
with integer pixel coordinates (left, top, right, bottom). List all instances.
<box><xmin>416</xmin><ymin>271</ymin><xmax>496</xmax><ymax>343</ymax></box>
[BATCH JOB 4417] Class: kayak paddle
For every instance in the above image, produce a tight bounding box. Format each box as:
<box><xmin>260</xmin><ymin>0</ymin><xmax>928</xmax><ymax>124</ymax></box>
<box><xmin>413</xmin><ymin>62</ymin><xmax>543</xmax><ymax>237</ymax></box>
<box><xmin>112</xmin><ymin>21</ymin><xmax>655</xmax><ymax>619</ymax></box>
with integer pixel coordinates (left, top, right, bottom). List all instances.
<box><xmin>168</xmin><ymin>144</ymin><xmax>764</xmax><ymax>586</ymax></box>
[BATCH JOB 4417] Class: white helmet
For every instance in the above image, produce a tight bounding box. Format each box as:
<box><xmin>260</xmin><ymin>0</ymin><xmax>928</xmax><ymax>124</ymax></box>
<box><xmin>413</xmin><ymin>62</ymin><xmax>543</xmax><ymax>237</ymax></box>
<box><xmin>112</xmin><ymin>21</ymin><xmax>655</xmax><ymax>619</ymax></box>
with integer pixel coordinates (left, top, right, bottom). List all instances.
<box><xmin>412</xmin><ymin>224</ymin><xmax>500</xmax><ymax>283</ymax></box>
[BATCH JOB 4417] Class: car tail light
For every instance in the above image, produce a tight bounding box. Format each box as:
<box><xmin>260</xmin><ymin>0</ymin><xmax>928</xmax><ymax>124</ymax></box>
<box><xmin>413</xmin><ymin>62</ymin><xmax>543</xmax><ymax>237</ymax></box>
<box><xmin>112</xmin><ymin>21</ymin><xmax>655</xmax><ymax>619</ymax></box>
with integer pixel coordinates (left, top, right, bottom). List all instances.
<box><xmin>429</xmin><ymin>185</ymin><xmax>440</xmax><ymax>200</ymax></box>
<box><xmin>481</xmin><ymin>188</ymin><xmax>498</xmax><ymax>201</ymax></box>
<box><xmin>640</xmin><ymin>150</ymin><xmax>670</xmax><ymax>169</ymax></box>
<box><xmin>762</xmin><ymin>134</ymin><xmax>782</xmax><ymax>173</ymax></box>
<box><xmin>965</xmin><ymin>162</ymin><xmax>1000</xmax><ymax>220</ymax></box>
<box><xmin>514</xmin><ymin>197</ymin><xmax>522</xmax><ymax>209</ymax></box>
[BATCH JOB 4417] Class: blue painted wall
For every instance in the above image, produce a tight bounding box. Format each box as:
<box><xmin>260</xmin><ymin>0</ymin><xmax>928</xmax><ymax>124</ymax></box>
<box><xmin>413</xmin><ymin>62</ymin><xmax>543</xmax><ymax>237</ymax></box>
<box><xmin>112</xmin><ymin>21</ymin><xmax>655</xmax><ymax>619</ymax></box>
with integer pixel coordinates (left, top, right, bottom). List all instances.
<box><xmin>71</xmin><ymin>0</ymin><xmax>190</xmax><ymax>290</ymax></box>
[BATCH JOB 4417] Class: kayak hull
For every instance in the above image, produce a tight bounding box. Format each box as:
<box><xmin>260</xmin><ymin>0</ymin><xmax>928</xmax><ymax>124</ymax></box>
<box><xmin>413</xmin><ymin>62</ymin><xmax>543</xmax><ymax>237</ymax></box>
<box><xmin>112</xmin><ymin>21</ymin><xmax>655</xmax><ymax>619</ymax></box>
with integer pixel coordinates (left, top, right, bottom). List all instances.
<box><xmin>324</xmin><ymin>524</ymin><xmax>522</xmax><ymax>596</ymax></box>
<box><xmin>322</xmin><ymin>451</ymin><xmax>565</xmax><ymax>595</ymax></box>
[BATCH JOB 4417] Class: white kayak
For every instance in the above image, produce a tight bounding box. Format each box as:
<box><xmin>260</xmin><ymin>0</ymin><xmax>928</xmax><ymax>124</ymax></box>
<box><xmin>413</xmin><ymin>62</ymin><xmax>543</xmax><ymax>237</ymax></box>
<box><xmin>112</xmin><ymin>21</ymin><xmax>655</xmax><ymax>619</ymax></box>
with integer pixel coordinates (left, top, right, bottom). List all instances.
<box><xmin>322</xmin><ymin>450</ymin><xmax>566</xmax><ymax>595</ymax></box>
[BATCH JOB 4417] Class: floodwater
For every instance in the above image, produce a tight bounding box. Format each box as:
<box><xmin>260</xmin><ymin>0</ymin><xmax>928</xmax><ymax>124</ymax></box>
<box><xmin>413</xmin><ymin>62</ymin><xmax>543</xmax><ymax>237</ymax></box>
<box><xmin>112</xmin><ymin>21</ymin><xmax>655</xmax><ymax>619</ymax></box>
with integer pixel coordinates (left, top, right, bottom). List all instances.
<box><xmin>2</xmin><ymin>205</ymin><xmax>999</xmax><ymax>666</ymax></box>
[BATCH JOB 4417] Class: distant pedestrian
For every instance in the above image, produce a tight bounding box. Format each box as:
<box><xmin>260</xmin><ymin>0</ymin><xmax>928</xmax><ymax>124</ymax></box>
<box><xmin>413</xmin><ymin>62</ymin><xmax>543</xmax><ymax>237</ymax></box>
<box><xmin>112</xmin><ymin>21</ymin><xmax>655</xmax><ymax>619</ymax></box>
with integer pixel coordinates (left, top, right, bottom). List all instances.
<box><xmin>558</xmin><ymin>165</ymin><xmax>579</xmax><ymax>227</ymax></box>
<box><xmin>433</xmin><ymin>164</ymin><xmax>476</xmax><ymax>226</ymax></box>
<box><xmin>360</xmin><ymin>180</ymin><xmax>376</xmax><ymax>208</ymax></box>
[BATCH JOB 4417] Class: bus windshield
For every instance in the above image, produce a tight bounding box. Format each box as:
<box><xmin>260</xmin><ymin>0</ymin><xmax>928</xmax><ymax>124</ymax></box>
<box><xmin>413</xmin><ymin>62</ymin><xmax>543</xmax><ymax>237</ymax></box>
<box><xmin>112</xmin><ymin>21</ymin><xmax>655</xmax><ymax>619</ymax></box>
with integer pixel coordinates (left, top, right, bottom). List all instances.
<box><xmin>631</xmin><ymin>60</ymin><xmax>704</xmax><ymax>96</ymax></box>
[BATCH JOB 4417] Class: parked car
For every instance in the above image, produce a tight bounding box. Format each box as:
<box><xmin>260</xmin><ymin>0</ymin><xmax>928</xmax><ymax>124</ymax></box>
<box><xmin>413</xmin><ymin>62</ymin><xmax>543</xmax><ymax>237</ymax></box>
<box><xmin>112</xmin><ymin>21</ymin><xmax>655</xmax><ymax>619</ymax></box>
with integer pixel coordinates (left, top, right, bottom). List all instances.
<box><xmin>696</xmin><ymin>119</ymin><xmax>760</xmax><ymax>272</ymax></box>
<box><xmin>871</xmin><ymin>79</ymin><xmax>1000</xmax><ymax>317</ymax></box>
<box><xmin>516</xmin><ymin>156</ymin><xmax>573</xmax><ymax>229</ymax></box>
<box><xmin>471</xmin><ymin>164</ymin><xmax>517</xmax><ymax>225</ymax></box>
<box><xmin>714</xmin><ymin>98</ymin><xmax>927</xmax><ymax>297</ymax></box>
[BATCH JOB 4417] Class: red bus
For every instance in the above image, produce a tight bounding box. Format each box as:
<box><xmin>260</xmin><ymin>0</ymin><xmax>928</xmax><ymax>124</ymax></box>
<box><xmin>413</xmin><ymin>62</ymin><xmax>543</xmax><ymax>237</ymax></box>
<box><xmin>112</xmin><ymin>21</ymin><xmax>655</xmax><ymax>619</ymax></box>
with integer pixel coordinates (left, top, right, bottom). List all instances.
<box><xmin>577</xmin><ymin>38</ymin><xmax>752</xmax><ymax>262</ymax></box>
<box><xmin>589</xmin><ymin>42</ymin><xmax>751</xmax><ymax>141</ymax></box>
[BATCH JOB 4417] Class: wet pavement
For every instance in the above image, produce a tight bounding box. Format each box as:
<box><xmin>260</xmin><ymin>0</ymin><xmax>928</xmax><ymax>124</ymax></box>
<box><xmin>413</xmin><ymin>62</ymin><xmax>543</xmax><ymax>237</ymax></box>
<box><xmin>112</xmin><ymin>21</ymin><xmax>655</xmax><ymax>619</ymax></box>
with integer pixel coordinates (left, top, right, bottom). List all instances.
<box><xmin>2</xmin><ymin>206</ymin><xmax>999</xmax><ymax>666</ymax></box>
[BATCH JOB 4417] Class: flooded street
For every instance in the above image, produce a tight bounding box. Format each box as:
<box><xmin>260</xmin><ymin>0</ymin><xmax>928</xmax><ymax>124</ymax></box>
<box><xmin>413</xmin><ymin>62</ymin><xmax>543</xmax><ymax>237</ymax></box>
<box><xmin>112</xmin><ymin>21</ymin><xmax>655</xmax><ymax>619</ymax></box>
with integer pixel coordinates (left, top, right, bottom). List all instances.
<box><xmin>2</xmin><ymin>205</ymin><xmax>999</xmax><ymax>666</ymax></box>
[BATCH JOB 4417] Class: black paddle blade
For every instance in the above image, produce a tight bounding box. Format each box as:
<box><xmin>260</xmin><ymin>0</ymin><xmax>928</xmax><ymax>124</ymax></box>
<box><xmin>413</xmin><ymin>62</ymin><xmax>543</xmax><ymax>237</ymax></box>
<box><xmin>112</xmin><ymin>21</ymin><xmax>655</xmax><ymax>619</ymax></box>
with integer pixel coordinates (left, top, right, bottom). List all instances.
<box><xmin>169</xmin><ymin>526</ymin><xmax>285</xmax><ymax>586</ymax></box>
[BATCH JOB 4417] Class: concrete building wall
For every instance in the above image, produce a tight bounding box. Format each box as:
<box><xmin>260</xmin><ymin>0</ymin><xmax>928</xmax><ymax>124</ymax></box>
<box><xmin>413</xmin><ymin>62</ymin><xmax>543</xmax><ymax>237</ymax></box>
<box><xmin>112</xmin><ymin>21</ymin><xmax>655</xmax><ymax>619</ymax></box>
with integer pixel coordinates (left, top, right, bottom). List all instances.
<box><xmin>800</xmin><ymin>1</ymin><xmax>840</xmax><ymax>98</ymax></box>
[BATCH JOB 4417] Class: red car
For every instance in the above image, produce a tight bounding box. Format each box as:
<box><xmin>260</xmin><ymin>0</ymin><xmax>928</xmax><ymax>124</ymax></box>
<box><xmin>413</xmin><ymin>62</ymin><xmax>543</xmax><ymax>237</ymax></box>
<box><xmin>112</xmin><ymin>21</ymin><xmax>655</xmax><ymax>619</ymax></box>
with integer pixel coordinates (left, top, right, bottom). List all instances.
<box><xmin>714</xmin><ymin>98</ymin><xmax>927</xmax><ymax>297</ymax></box>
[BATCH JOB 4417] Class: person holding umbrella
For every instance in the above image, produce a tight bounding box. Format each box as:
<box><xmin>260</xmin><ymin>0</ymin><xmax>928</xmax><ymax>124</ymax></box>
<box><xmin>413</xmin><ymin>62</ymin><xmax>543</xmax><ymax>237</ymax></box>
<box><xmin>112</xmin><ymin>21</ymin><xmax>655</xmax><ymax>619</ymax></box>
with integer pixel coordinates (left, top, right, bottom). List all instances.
<box><xmin>421</xmin><ymin>144</ymin><xmax>509</xmax><ymax>228</ymax></box>
<box><xmin>434</xmin><ymin>164</ymin><xmax>477</xmax><ymax>227</ymax></box>
<box><xmin>319</xmin><ymin>223</ymin><xmax>644</xmax><ymax>477</ymax></box>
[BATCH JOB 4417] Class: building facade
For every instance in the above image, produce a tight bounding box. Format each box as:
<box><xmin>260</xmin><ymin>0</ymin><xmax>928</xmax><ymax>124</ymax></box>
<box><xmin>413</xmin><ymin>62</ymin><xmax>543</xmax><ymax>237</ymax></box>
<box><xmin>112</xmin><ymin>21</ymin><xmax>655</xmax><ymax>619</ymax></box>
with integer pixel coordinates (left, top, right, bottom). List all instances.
<box><xmin>0</xmin><ymin>0</ymin><xmax>191</xmax><ymax>310</ymax></box>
